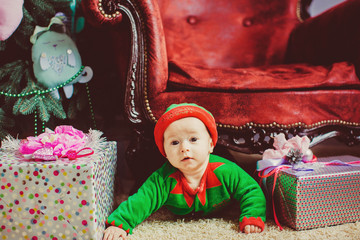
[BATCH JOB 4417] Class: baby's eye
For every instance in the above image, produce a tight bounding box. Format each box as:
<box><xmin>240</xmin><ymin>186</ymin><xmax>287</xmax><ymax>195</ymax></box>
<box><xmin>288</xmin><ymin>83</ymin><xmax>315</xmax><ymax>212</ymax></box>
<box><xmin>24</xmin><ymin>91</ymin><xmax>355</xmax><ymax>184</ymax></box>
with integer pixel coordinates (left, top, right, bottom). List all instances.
<box><xmin>171</xmin><ymin>140</ymin><xmax>179</xmax><ymax>146</ymax></box>
<box><xmin>58</xmin><ymin>39</ymin><xmax>65</xmax><ymax>43</ymax></box>
<box><xmin>190</xmin><ymin>137</ymin><xmax>198</xmax><ymax>142</ymax></box>
<box><xmin>42</xmin><ymin>41</ymin><xmax>51</xmax><ymax>45</ymax></box>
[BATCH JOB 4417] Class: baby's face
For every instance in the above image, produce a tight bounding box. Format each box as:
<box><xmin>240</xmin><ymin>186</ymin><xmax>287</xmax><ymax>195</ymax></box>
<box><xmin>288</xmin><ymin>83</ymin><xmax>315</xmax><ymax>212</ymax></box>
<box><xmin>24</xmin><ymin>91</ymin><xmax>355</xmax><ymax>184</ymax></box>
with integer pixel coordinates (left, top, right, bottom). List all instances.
<box><xmin>163</xmin><ymin>117</ymin><xmax>214</xmax><ymax>174</ymax></box>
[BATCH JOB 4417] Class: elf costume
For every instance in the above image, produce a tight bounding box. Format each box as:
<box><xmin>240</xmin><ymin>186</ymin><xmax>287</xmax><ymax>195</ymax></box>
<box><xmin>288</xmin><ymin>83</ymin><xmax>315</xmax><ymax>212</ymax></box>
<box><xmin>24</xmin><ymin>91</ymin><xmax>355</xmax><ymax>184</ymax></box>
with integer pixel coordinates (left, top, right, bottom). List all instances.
<box><xmin>107</xmin><ymin>103</ymin><xmax>266</xmax><ymax>234</ymax></box>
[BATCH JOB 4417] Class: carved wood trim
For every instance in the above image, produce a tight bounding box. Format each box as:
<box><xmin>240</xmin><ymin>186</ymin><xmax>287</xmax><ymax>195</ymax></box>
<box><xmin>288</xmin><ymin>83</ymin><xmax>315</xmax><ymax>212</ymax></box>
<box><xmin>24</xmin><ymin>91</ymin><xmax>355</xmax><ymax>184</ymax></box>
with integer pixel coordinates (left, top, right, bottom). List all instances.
<box><xmin>218</xmin><ymin>124</ymin><xmax>360</xmax><ymax>154</ymax></box>
<box><xmin>106</xmin><ymin>1</ymin><xmax>147</xmax><ymax>125</ymax></box>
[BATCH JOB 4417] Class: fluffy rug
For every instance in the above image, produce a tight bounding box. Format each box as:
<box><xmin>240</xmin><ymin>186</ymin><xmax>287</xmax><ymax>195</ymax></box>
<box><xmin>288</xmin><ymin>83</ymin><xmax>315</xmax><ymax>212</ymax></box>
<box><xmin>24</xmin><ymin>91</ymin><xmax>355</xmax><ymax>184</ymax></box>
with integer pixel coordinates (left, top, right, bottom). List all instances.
<box><xmin>126</xmin><ymin>207</ymin><xmax>360</xmax><ymax>240</ymax></box>
<box><xmin>114</xmin><ymin>140</ymin><xmax>360</xmax><ymax>240</ymax></box>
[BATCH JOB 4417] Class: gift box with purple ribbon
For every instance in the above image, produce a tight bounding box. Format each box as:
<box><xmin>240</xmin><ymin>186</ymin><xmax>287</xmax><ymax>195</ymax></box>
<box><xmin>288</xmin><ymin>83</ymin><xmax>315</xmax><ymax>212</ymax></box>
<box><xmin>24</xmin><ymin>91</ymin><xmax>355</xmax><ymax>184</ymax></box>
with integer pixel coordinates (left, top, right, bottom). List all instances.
<box><xmin>0</xmin><ymin>126</ymin><xmax>117</xmax><ymax>240</ymax></box>
<box><xmin>257</xmin><ymin>134</ymin><xmax>360</xmax><ymax>230</ymax></box>
<box><xmin>265</xmin><ymin>155</ymin><xmax>360</xmax><ymax>230</ymax></box>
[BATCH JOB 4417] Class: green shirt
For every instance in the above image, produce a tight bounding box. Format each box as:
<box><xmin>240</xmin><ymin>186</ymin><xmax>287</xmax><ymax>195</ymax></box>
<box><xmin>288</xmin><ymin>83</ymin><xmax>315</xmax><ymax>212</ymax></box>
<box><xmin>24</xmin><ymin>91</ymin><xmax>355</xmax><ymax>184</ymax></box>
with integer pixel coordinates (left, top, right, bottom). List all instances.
<box><xmin>107</xmin><ymin>154</ymin><xmax>266</xmax><ymax>234</ymax></box>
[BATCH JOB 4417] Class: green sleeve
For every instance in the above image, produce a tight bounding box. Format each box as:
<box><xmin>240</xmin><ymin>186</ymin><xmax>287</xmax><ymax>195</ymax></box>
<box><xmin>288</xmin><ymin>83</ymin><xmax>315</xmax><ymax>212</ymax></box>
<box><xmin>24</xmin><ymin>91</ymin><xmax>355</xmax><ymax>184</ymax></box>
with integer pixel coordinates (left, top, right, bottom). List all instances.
<box><xmin>222</xmin><ymin>160</ymin><xmax>266</xmax><ymax>228</ymax></box>
<box><xmin>107</xmin><ymin>166</ymin><xmax>172</xmax><ymax>234</ymax></box>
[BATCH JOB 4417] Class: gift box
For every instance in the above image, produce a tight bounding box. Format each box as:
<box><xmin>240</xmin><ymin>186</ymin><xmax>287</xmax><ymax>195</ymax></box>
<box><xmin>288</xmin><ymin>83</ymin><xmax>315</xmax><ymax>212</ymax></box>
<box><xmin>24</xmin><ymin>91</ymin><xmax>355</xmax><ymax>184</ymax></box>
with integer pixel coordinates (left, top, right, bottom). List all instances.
<box><xmin>267</xmin><ymin>155</ymin><xmax>360</xmax><ymax>230</ymax></box>
<box><xmin>0</xmin><ymin>141</ymin><xmax>117</xmax><ymax>240</ymax></box>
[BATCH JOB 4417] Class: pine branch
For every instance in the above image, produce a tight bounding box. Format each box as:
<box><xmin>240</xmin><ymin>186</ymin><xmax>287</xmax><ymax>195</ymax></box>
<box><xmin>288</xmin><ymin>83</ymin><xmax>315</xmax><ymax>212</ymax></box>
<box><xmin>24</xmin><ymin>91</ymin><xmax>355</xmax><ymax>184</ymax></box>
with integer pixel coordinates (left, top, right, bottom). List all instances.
<box><xmin>0</xmin><ymin>60</ymin><xmax>29</xmax><ymax>100</ymax></box>
<box><xmin>0</xmin><ymin>108</ymin><xmax>15</xmax><ymax>127</ymax></box>
<box><xmin>0</xmin><ymin>108</ymin><xmax>15</xmax><ymax>139</ymax></box>
<box><xmin>33</xmin><ymin>93</ymin><xmax>67</xmax><ymax>122</ymax></box>
<box><xmin>14</xmin><ymin>95</ymin><xmax>37</xmax><ymax>116</ymax></box>
<box><xmin>43</xmin><ymin>94</ymin><xmax>67</xmax><ymax>120</ymax></box>
<box><xmin>13</xmin><ymin>81</ymin><xmax>41</xmax><ymax>115</ymax></box>
<box><xmin>14</xmin><ymin>93</ymin><xmax>67</xmax><ymax>122</ymax></box>
<box><xmin>0</xmin><ymin>60</ymin><xmax>25</xmax><ymax>81</ymax></box>
<box><xmin>36</xmin><ymin>96</ymin><xmax>51</xmax><ymax>122</ymax></box>
<box><xmin>7</xmin><ymin>63</ymin><xmax>26</xmax><ymax>86</ymax></box>
<box><xmin>13</xmin><ymin>9</ymin><xmax>35</xmax><ymax>51</ymax></box>
<box><xmin>25</xmin><ymin>0</ymin><xmax>57</xmax><ymax>26</ymax></box>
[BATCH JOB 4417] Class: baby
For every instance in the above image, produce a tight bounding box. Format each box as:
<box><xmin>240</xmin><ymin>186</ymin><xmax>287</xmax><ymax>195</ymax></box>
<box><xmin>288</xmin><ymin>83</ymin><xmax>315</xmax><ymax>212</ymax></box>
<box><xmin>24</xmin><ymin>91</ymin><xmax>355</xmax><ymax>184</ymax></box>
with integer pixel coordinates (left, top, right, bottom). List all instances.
<box><xmin>103</xmin><ymin>103</ymin><xmax>266</xmax><ymax>240</ymax></box>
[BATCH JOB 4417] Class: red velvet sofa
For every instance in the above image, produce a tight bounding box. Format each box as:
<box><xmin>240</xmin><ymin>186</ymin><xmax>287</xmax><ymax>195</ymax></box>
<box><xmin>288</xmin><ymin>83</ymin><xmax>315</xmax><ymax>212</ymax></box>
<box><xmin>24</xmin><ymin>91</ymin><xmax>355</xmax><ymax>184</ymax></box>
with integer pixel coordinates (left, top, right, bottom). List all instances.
<box><xmin>81</xmin><ymin>0</ymin><xmax>360</xmax><ymax>177</ymax></box>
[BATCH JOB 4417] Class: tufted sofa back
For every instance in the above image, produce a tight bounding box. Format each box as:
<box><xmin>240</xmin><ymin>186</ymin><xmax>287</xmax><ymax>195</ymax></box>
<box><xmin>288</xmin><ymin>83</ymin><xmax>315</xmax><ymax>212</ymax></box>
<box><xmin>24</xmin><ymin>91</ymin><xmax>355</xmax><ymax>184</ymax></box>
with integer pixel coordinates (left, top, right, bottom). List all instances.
<box><xmin>158</xmin><ymin>0</ymin><xmax>301</xmax><ymax>68</ymax></box>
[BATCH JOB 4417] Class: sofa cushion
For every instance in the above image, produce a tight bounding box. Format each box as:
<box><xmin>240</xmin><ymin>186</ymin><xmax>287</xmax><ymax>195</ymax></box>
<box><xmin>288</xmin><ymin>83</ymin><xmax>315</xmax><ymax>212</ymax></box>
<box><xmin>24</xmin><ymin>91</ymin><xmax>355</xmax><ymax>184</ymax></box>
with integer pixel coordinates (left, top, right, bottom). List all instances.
<box><xmin>159</xmin><ymin>0</ymin><xmax>300</xmax><ymax>68</ymax></box>
<box><xmin>149</xmin><ymin>89</ymin><xmax>360</xmax><ymax>128</ymax></box>
<box><xmin>167</xmin><ymin>61</ymin><xmax>359</xmax><ymax>92</ymax></box>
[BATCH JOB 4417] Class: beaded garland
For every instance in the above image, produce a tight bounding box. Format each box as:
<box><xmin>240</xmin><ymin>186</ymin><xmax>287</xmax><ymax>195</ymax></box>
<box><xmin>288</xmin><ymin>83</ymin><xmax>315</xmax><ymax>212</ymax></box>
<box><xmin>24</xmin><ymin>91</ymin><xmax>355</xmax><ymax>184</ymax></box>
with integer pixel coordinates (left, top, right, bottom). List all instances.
<box><xmin>0</xmin><ymin>66</ymin><xmax>96</xmax><ymax>135</ymax></box>
<box><xmin>0</xmin><ymin>66</ymin><xmax>84</xmax><ymax>98</ymax></box>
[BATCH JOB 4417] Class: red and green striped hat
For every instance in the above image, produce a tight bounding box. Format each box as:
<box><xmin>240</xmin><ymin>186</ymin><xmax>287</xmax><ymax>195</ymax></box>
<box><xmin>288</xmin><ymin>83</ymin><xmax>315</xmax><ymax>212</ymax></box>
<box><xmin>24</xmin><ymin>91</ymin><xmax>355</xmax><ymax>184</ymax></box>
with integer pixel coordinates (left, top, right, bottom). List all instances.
<box><xmin>154</xmin><ymin>103</ymin><xmax>218</xmax><ymax>157</ymax></box>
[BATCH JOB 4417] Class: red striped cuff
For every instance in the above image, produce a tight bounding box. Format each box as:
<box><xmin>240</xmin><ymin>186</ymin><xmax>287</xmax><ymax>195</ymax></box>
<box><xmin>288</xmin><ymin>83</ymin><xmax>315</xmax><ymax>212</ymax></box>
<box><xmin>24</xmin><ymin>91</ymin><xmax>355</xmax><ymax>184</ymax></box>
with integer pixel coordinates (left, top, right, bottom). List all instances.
<box><xmin>106</xmin><ymin>219</ymin><xmax>130</xmax><ymax>234</ymax></box>
<box><xmin>239</xmin><ymin>216</ymin><xmax>265</xmax><ymax>232</ymax></box>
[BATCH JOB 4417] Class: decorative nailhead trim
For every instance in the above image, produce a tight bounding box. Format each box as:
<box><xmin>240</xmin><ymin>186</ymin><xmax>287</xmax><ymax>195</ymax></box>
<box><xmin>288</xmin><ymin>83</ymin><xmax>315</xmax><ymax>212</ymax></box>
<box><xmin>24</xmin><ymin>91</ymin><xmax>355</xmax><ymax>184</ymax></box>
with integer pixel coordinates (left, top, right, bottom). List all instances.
<box><xmin>215</xmin><ymin>120</ymin><xmax>360</xmax><ymax>129</ymax></box>
<box><xmin>98</xmin><ymin>0</ymin><xmax>121</xmax><ymax>19</ymax></box>
<box><xmin>142</xmin><ymin>21</ymin><xmax>155</xmax><ymax>122</ymax></box>
<box><xmin>296</xmin><ymin>0</ymin><xmax>304</xmax><ymax>22</ymax></box>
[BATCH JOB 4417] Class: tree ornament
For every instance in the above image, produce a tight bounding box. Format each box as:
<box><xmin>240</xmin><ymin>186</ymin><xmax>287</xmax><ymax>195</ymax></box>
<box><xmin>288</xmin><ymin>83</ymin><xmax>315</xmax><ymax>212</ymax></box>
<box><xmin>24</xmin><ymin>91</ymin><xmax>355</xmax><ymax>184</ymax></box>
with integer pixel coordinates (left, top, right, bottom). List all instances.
<box><xmin>0</xmin><ymin>0</ymin><xmax>24</xmax><ymax>41</ymax></box>
<box><xmin>30</xmin><ymin>14</ymin><xmax>93</xmax><ymax>99</ymax></box>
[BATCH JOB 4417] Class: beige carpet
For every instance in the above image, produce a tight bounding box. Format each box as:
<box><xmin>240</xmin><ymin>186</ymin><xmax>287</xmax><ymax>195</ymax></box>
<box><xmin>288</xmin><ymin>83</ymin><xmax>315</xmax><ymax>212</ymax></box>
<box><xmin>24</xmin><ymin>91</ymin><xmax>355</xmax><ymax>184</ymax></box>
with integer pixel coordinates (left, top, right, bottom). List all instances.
<box><xmin>126</xmin><ymin>207</ymin><xmax>360</xmax><ymax>240</ymax></box>
<box><xmin>115</xmin><ymin>139</ymin><xmax>360</xmax><ymax>240</ymax></box>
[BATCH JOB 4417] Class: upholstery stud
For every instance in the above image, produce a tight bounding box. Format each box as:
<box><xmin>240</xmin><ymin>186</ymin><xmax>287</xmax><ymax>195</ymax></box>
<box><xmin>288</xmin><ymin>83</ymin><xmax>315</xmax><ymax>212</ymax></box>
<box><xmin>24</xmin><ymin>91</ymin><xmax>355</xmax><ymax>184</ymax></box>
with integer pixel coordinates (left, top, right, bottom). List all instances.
<box><xmin>186</xmin><ymin>16</ymin><xmax>198</xmax><ymax>25</ymax></box>
<box><xmin>242</xmin><ymin>17</ymin><xmax>253</xmax><ymax>27</ymax></box>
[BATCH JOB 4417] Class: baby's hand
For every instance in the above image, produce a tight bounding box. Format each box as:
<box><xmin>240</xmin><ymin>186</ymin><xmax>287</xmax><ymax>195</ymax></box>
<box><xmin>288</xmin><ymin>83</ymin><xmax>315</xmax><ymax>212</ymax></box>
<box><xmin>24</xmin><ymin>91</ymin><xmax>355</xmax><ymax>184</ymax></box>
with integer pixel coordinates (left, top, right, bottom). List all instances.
<box><xmin>103</xmin><ymin>226</ymin><xmax>128</xmax><ymax>240</ymax></box>
<box><xmin>243</xmin><ymin>224</ymin><xmax>262</xmax><ymax>234</ymax></box>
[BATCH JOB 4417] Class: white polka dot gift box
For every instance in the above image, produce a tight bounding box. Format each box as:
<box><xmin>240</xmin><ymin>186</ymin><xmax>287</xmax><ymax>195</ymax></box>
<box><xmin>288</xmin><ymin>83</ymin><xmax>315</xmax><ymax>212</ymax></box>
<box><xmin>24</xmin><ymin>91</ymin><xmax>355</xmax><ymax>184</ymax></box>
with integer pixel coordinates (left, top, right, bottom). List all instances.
<box><xmin>0</xmin><ymin>126</ymin><xmax>117</xmax><ymax>240</ymax></box>
<box><xmin>258</xmin><ymin>155</ymin><xmax>360</xmax><ymax>230</ymax></box>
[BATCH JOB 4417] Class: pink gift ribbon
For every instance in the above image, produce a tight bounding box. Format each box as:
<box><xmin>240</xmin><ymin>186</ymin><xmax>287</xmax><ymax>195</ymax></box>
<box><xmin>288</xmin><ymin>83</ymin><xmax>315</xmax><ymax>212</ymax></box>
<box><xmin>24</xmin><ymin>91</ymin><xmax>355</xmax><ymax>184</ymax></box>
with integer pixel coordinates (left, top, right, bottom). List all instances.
<box><xmin>30</xmin><ymin>147</ymin><xmax>94</xmax><ymax>161</ymax></box>
<box><xmin>62</xmin><ymin>147</ymin><xmax>94</xmax><ymax>160</ymax></box>
<box><xmin>258</xmin><ymin>165</ymin><xmax>290</xmax><ymax>231</ymax></box>
<box><xmin>324</xmin><ymin>159</ymin><xmax>360</xmax><ymax>166</ymax></box>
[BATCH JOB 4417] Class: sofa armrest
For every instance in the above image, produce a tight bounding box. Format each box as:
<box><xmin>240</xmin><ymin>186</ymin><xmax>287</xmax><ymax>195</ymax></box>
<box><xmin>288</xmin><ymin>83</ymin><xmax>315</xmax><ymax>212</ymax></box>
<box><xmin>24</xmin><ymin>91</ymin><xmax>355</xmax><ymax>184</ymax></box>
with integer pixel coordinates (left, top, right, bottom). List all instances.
<box><xmin>82</xmin><ymin>0</ymin><xmax>168</xmax><ymax>122</ymax></box>
<box><xmin>286</xmin><ymin>0</ymin><xmax>360</xmax><ymax>77</ymax></box>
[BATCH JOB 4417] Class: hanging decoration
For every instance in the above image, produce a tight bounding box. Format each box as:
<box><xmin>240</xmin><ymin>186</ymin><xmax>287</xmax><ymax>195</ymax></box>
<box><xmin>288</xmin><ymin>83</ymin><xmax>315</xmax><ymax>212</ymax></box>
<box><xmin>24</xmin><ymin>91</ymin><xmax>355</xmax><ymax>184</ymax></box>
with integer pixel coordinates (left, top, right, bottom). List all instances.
<box><xmin>30</xmin><ymin>14</ymin><xmax>93</xmax><ymax>99</ymax></box>
<box><xmin>0</xmin><ymin>0</ymin><xmax>95</xmax><ymax>138</ymax></box>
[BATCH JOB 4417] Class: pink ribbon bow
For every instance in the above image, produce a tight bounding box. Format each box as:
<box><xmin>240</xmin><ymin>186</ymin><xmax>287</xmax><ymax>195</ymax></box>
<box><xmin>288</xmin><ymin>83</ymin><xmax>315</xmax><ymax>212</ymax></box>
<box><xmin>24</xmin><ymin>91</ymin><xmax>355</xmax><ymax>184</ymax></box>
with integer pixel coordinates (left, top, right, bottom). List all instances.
<box><xmin>19</xmin><ymin>125</ymin><xmax>94</xmax><ymax>160</ymax></box>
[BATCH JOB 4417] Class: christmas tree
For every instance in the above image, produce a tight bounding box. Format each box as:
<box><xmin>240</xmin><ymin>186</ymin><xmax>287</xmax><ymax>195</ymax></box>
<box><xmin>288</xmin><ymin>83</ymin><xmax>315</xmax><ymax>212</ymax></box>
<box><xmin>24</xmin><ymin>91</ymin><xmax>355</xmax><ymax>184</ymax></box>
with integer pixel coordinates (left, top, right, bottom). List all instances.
<box><xmin>0</xmin><ymin>0</ymin><xmax>94</xmax><ymax>139</ymax></box>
